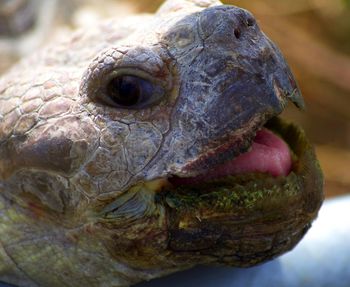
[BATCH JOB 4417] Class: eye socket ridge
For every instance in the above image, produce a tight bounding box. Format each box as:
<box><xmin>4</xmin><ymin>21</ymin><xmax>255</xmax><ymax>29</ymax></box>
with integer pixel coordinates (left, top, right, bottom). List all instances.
<box><xmin>102</xmin><ymin>71</ymin><xmax>166</xmax><ymax>109</ymax></box>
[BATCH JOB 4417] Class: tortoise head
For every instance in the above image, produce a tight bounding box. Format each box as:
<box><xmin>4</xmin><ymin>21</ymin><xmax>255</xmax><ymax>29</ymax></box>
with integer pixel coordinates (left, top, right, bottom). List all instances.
<box><xmin>0</xmin><ymin>0</ymin><xmax>322</xmax><ymax>286</ymax></box>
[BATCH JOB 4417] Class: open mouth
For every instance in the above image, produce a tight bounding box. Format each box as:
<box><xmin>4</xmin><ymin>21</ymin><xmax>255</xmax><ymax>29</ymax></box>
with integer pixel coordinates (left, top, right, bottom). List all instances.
<box><xmin>156</xmin><ymin>117</ymin><xmax>323</xmax><ymax>262</ymax></box>
<box><xmin>169</xmin><ymin>117</ymin><xmax>294</xmax><ymax>187</ymax></box>
<box><xmin>166</xmin><ymin>116</ymin><xmax>314</xmax><ymax>190</ymax></box>
<box><xmin>100</xmin><ymin>117</ymin><xmax>323</xmax><ymax>219</ymax></box>
<box><xmin>163</xmin><ymin>114</ymin><xmax>323</xmax><ymax>236</ymax></box>
<box><xmin>160</xmin><ymin>116</ymin><xmax>323</xmax><ymax>234</ymax></box>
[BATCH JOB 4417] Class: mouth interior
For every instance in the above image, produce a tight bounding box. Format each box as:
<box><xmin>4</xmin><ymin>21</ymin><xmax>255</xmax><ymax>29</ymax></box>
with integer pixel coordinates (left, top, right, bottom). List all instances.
<box><xmin>170</xmin><ymin>119</ymin><xmax>293</xmax><ymax>186</ymax></box>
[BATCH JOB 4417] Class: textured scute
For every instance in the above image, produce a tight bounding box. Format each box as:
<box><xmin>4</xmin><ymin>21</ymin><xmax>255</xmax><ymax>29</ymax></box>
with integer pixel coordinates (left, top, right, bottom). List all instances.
<box><xmin>0</xmin><ymin>0</ymin><xmax>320</xmax><ymax>287</ymax></box>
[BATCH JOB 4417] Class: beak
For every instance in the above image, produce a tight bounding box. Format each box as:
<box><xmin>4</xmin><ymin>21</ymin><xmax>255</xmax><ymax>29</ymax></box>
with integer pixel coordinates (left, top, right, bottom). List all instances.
<box><xmin>269</xmin><ymin>40</ymin><xmax>305</xmax><ymax>110</ymax></box>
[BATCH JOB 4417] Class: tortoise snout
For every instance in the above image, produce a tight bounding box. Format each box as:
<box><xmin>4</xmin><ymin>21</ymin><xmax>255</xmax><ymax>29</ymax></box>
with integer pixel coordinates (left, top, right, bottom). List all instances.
<box><xmin>198</xmin><ymin>5</ymin><xmax>257</xmax><ymax>45</ymax></box>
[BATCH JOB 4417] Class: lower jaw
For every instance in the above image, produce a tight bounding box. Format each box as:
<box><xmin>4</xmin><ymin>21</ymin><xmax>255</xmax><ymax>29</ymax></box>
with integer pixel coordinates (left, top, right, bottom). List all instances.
<box><xmin>160</xmin><ymin>117</ymin><xmax>324</xmax><ymax>266</ymax></box>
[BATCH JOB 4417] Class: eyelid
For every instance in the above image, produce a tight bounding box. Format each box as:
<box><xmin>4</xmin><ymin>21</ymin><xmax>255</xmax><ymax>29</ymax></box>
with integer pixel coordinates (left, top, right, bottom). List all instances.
<box><xmin>81</xmin><ymin>47</ymin><xmax>173</xmax><ymax>110</ymax></box>
<box><xmin>104</xmin><ymin>68</ymin><xmax>166</xmax><ymax>89</ymax></box>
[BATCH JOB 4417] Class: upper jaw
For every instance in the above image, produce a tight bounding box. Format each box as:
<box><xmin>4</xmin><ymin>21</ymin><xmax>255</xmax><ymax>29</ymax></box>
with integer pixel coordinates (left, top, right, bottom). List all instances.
<box><xmin>176</xmin><ymin>61</ymin><xmax>305</xmax><ymax>177</ymax></box>
<box><xmin>143</xmin><ymin>8</ymin><xmax>305</xmax><ymax>182</ymax></box>
<box><xmin>177</xmin><ymin>114</ymin><xmax>269</xmax><ymax>177</ymax></box>
<box><xmin>143</xmin><ymin>62</ymin><xmax>304</xmax><ymax>182</ymax></box>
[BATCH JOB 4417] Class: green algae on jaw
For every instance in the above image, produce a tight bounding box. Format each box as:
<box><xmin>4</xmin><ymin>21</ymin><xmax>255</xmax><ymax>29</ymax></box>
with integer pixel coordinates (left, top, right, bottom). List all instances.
<box><xmin>163</xmin><ymin>172</ymin><xmax>302</xmax><ymax>212</ymax></box>
<box><xmin>162</xmin><ymin>116</ymin><xmax>322</xmax><ymax>216</ymax></box>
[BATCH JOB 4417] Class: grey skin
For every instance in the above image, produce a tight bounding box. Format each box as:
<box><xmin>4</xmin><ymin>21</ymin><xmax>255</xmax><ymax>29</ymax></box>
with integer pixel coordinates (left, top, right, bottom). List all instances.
<box><xmin>0</xmin><ymin>0</ymin><xmax>323</xmax><ymax>287</ymax></box>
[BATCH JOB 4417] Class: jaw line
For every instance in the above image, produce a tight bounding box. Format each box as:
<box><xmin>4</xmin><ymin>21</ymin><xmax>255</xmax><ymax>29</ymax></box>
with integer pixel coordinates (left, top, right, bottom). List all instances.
<box><xmin>175</xmin><ymin>114</ymin><xmax>270</xmax><ymax>178</ymax></box>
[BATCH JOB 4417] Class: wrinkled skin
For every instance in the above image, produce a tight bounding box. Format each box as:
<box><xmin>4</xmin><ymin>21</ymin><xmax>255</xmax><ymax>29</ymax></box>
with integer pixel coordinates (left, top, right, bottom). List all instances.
<box><xmin>0</xmin><ymin>0</ymin><xmax>323</xmax><ymax>286</ymax></box>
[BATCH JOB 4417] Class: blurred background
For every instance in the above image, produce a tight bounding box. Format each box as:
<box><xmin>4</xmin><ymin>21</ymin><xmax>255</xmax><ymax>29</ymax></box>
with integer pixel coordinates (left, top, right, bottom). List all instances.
<box><xmin>0</xmin><ymin>0</ymin><xmax>349</xmax><ymax>198</ymax></box>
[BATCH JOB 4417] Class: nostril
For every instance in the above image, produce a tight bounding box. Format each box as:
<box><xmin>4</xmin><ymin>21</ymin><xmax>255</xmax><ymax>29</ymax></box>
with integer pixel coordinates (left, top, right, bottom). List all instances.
<box><xmin>234</xmin><ymin>29</ymin><xmax>241</xmax><ymax>39</ymax></box>
<box><xmin>246</xmin><ymin>18</ymin><xmax>254</xmax><ymax>27</ymax></box>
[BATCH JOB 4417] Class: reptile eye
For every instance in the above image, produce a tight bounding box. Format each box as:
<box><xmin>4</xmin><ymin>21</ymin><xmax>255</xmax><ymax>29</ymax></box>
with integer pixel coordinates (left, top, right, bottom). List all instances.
<box><xmin>101</xmin><ymin>74</ymin><xmax>165</xmax><ymax>109</ymax></box>
<box><xmin>106</xmin><ymin>75</ymin><xmax>153</xmax><ymax>107</ymax></box>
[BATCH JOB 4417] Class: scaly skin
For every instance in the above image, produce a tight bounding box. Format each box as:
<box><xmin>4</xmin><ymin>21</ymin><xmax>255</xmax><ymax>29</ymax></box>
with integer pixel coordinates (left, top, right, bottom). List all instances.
<box><xmin>0</xmin><ymin>0</ymin><xmax>323</xmax><ymax>286</ymax></box>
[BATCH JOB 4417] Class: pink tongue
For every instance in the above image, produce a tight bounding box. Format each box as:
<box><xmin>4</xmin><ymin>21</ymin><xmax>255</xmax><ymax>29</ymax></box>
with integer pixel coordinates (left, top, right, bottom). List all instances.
<box><xmin>171</xmin><ymin>129</ymin><xmax>292</xmax><ymax>185</ymax></box>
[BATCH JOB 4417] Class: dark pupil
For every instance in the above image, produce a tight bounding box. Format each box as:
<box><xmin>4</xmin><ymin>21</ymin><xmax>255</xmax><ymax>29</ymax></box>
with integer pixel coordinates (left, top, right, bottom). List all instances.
<box><xmin>107</xmin><ymin>76</ymin><xmax>142</xmax><ymax>106</ymax></box>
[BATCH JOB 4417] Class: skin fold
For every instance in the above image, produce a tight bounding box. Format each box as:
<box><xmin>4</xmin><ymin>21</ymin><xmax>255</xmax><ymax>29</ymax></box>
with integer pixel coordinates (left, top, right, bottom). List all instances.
<box><xmin>0</xmin><ymin>0</ymin><xmax>323</xmax><ymax>286</ymax></box>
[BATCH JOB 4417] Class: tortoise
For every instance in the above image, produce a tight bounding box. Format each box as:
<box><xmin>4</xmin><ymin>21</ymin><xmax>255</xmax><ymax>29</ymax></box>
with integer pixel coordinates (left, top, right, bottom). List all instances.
<box><xmin>0</xmin><ymin>0</ymin><xmax>323</xmax><ymax>286</ymax></box>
